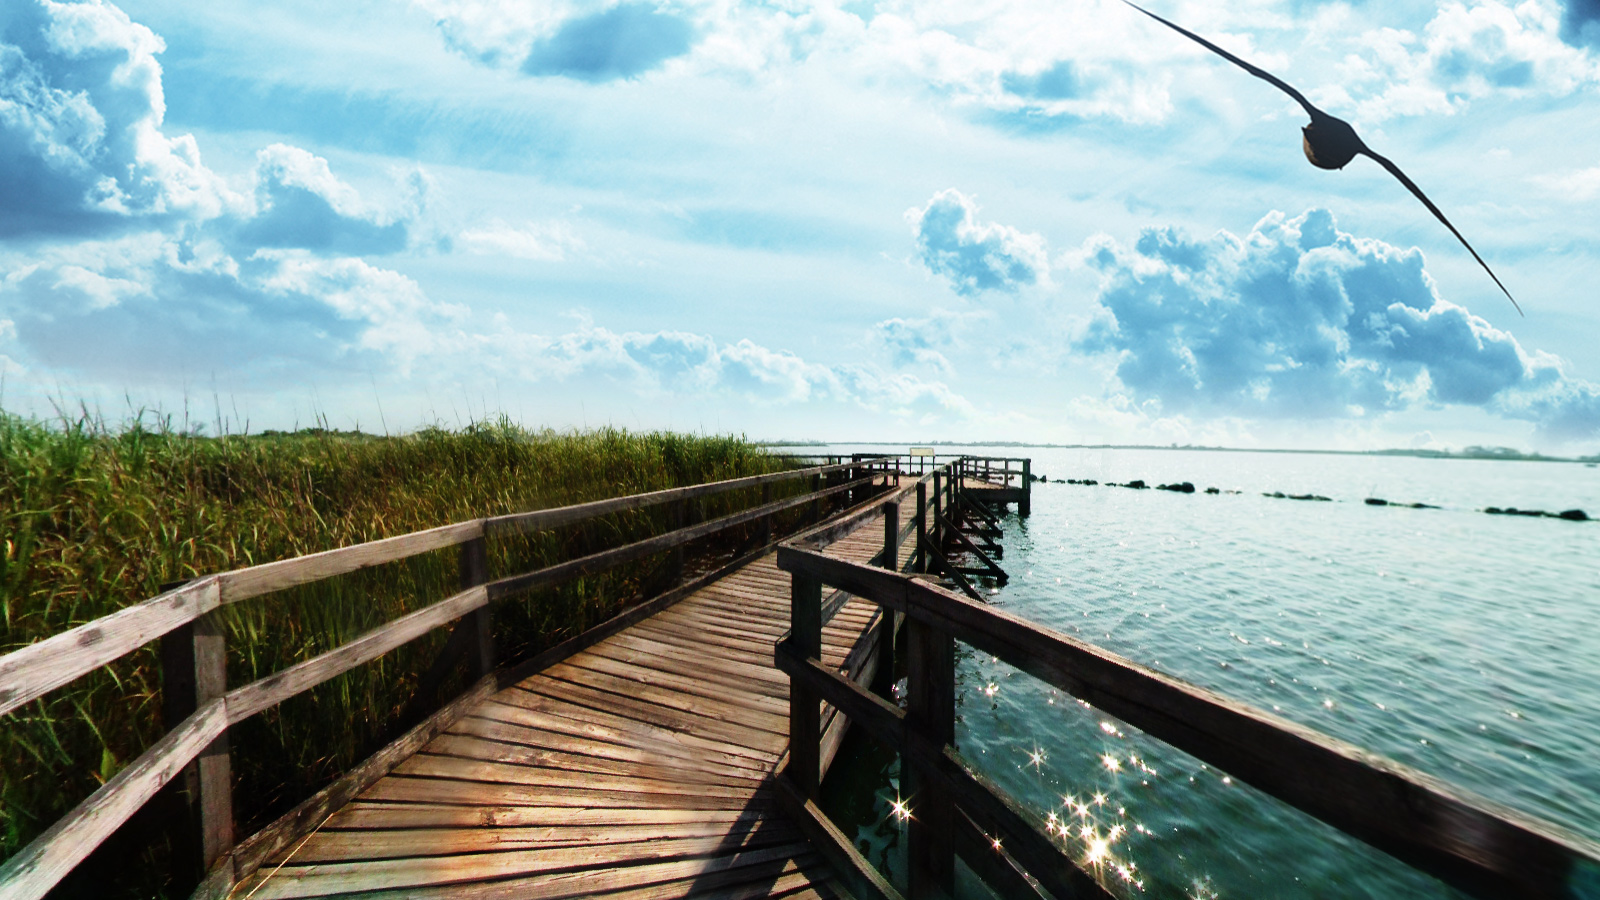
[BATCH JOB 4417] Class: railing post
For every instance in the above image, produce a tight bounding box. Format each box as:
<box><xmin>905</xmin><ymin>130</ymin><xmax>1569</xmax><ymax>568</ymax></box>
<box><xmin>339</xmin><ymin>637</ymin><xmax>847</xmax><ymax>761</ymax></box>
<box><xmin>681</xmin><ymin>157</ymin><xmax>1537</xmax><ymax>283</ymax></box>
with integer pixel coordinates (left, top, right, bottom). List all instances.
<box><xmin>1021</xmin><ymin>458</ymin><xmax>1032</xmax><ymax>517</ymax></box>
<box><xmin>759</xmin><ymin>482</ymin><xmax>773</xmax><ymax>546</ymax></box>
<box><xmin>905</xmin><ymin>614</ymin><xmax>955</xmax><ymax>897</ymax></box>
<box><xmin>932</xmin><ymin>470</ymin><xmax>943</xmax><ymax>558</ymax></box>
<box><xmin>459</xmin><ymin>536</ymin><xmax>493</xmax><ymax>676</ymax></box>
<box><xmin>882</xmin><ymin>501</ymin><xmax>899</xmax><ymax>572</ymax></box>
<box><xmin>876</xmin><ymin>501</ymin><xmax>900</xmax><ymax>698</ymax></box>
<box><xmin>787</xmin><ymin>572</ymin><xmax>823</xmax><ymax>800</ymax></box>
<box><xmin>915</xmin><ymin>481</ymin><xmax>927</xmax><ymax>574</ymax></box>
<box><xmin>163</xmin><ymin>607</ymin><xmax>234</xmax><ymax>882</ymax></box>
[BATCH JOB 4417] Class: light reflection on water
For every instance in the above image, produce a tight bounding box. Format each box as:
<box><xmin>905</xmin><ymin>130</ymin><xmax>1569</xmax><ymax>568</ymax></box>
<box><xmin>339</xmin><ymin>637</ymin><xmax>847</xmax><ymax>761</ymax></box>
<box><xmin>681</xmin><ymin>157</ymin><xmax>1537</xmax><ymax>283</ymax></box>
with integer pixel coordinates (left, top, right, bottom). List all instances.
<box><xmin>816</xmin><ymin>447</ymin><xmax>1600</xmax><ymax>898</ymax></box>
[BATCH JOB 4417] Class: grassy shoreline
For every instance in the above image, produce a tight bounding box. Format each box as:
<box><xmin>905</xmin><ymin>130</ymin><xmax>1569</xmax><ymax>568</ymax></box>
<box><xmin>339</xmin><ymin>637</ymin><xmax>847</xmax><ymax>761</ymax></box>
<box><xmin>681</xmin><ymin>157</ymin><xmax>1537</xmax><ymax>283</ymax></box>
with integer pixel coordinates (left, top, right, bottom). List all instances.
<box><xmin>0</xmin><ymin>412</ymin><xmax>797</xmax><ymax>896</ymax></box>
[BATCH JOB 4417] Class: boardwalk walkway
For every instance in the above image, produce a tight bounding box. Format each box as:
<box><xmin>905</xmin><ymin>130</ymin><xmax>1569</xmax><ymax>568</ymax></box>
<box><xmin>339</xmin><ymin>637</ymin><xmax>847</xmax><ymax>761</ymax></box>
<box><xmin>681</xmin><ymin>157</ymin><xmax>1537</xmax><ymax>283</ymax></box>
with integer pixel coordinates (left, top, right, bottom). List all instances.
<box><xmin>234</xmin><ymin>494</ymin><xmax>918</xmax><ymax>900</ymax></box>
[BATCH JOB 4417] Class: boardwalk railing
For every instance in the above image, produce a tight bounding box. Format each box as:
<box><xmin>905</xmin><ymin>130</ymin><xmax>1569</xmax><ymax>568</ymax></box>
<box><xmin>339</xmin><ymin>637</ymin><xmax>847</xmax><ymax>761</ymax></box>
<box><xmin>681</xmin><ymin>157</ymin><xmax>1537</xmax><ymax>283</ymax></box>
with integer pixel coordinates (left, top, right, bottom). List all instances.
<box><xmin>0</xmin><ymin>456</ymin><xmax>897</xmax><ymax>900</ymax></box>
<box><xmin>773</xmin><ymin>547</ymin><xmax>1600</xmax><ymax>899</ymax></box>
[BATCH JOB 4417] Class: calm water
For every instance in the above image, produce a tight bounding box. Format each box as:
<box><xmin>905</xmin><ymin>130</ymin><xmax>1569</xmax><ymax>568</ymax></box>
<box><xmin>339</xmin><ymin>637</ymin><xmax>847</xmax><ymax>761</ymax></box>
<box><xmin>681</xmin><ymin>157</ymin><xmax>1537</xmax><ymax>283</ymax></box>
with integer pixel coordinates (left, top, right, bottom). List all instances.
<box><xmin>800</xmin><ymin>446</ymin><xmax>1600</xmax><ymax>898</ymax></box>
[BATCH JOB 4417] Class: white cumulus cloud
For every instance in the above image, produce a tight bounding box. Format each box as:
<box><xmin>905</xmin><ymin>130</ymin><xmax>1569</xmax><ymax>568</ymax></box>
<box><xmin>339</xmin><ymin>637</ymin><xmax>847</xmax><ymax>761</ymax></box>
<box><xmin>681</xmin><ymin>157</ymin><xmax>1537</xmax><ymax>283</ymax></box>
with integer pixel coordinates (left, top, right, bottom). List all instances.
<box><xmin>1076</xmin><ymin>208</ymin><xmax>1600</xmax><ymax>441</ymax></box>
<box><xmin>908</xmin><ymin>189</ymin><xmax>1049</xmax><ymax>297</ymax></box>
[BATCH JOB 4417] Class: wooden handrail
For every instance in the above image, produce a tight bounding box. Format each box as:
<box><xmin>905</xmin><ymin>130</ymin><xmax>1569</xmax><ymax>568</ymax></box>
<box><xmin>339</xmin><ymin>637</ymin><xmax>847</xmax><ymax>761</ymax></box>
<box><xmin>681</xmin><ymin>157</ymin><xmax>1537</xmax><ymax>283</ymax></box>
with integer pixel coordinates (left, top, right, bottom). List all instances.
<box><xmin>0</xmin><ymin>458</ymin><xmax>876</xmax><ymax>720</ymax></box>
<box><xmin>0</xmin><ymin>577</ymin><xmax>221</xmax><ymax>718</ymax></box>
<box><xmin>0</xmin><ymin>456</ymin><xmax>891</xmax><ymax>900</ymax></box>
<box><xmin>775</xmin><ymin>547</ymin><xmax>1600</xmax><ymax>899</ymax></box>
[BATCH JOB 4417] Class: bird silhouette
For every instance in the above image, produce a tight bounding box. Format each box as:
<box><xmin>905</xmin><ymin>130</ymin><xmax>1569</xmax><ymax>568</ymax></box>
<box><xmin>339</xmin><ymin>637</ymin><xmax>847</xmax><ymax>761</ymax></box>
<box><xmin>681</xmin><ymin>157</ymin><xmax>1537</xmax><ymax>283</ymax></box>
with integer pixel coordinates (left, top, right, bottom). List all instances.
<box><xmin>1122</xmin><ymin>0</ymin><xmax>1523</xmax><ymax>316</ymax></box>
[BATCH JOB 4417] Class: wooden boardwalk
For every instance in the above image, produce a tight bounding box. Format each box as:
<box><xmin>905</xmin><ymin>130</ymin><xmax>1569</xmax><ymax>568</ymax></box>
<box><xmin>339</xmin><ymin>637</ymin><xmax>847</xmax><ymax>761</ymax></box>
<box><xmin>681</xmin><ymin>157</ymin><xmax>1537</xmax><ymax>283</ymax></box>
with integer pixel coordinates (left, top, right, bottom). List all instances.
<box><xmin>233</xmin><ymin>496</ymin><xmax>917</xmax><ymax>900</ymax></box>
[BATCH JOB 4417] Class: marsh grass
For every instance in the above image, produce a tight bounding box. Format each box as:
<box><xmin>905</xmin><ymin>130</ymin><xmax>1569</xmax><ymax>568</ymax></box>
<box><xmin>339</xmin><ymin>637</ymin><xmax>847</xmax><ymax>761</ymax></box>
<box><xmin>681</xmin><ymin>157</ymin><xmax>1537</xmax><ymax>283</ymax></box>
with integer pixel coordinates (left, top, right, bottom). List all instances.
<box><xmin>0</xmin><ymin>411</ymin><xmax>805</xmax><ymax>897</ymax></box>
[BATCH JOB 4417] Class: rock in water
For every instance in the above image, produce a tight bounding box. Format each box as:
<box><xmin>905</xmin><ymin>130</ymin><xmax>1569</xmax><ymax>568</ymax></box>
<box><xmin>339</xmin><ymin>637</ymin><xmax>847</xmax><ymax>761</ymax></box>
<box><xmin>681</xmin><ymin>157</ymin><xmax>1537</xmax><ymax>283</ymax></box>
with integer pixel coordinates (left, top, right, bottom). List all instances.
<box><xmin>1559</xmin><ymin>509</ymin><xmax>1589</xmax><ymax>521</ymax></box>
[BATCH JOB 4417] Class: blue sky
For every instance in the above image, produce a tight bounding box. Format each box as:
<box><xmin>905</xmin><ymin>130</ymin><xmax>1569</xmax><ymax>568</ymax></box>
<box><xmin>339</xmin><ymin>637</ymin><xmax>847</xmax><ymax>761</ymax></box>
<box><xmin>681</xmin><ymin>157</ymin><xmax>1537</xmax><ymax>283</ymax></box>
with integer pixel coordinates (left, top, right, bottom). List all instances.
<box><xmin>2</xmin><ymin>0</ymin><xmax>1599</xmax><ymax>451</ymax></box>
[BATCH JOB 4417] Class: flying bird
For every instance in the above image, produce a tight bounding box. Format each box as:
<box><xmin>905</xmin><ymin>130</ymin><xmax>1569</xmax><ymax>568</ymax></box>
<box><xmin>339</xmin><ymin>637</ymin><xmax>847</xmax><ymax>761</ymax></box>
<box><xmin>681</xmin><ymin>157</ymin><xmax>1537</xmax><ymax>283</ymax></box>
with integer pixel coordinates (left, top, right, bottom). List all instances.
<box><xmin>1122</xmin><ymin>0</ymin><xmax>1523</xmax><ymax>316</ymax></box>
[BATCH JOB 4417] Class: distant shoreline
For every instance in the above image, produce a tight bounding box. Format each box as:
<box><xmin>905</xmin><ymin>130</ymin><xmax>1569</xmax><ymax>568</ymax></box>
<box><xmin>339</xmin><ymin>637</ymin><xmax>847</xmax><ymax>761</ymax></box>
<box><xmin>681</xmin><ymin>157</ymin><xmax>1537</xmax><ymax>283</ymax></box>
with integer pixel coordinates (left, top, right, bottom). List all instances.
<box><xmin>758</xmin><ymin>441</ymin><xmax>1600</xmax><ymax>465</ymax></box>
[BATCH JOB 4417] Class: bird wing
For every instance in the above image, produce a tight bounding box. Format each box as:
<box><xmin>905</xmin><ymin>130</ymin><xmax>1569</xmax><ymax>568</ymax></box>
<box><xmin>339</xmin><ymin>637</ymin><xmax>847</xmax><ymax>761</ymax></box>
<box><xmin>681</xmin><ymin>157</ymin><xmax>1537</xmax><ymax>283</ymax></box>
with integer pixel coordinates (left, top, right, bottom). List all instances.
<box><xmin>1121</xmin><ymin>1</ymin><xmax>1321</xmax><ymax>120</ymax></box>
<box><xmin>1362</xmin><ymin>148</ymin><xmax>1523</xmax><ymax>317</ymax></box>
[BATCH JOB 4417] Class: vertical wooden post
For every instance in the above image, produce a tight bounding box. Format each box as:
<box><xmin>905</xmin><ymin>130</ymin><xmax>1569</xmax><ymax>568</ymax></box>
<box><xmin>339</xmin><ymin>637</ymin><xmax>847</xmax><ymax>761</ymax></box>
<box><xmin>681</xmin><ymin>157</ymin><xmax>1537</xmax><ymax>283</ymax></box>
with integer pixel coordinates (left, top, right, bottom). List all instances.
<box><xmin>810</xmin><ymin>471</ymin><xmax>821</xmax><ymax>522</ymax></box>
<box><xmin>163</xmin><ymin>605</ymin><xmax>235</xmax><ymax>882</ymax></box>
<box><xmin>915</xmin><ymin>481</ymin><xmax>927</xmax><ymax>574</ymax></box>
<box><xmin>932</xmin><ymin>470</ymin><xmax>943</xmax><ymax>559</ymax></box>
<box><xmin>669</xmin><ymin>499</ymin><xmax>687</xmax><ymax>582</ymax></box>
<box><xmin>1021</xmin><ymin>458</ymin><xmax>1032</xmax><ymax>517</ymax></box>
<box><xmin>759</xmin><ymin>482</ymin><xmax>773</xmax><ymax>546</ymax></box>
<box><xmin>882</xmin><ymin>501</ymin><xmax>899</xmax><ymax>572</ymax></box>
<box><xmin>459</xmin><ymin>536</ymin><xmax>493</xmax><ymax>676</ymax></box>
<box><xmin>876</xmin><ymin>501</ymin><xmax>899</xmax><ymax>698</ymax></box>
<box><xmin>192</xmin><ymin>612</ymin><xmax>233</xmax><ymax>875</ymax></box>
<box><xmin>787</xmin><ymin>573</ymin><xmax>822</xmax><ymax>800</ymax></box>
<box><xmin>905</xmin><ymin>615</ymin><xmax>955</xmax><ymax>897</ymax></box>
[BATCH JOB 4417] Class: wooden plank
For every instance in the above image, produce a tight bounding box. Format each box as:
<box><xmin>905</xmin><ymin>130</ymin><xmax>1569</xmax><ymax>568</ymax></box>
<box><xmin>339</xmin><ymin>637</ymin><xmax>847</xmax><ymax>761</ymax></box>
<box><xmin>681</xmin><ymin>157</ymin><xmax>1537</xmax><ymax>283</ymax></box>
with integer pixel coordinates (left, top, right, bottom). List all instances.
<box><xmin>219</xmin><ymin>521</ymin><xmax>482</xmax><ymax>604</ymax></box>
<box><xmin>218</xmin><ymin>675</ymin><xmax>499</xmax><ymax>888</ymax></box>
<box><xmin>410</xmin><ymin>733</ymin><xmax>766</xmax><ymax>789</ymax></box>
<box><xmin>0</xmin><ymin>576</ymin><xmax>220</xmax><ymax>718</ymax></box>
<box><xmin>489</xmin><ymin>531</ymin><xmax>790</xmax><ymax>692</ymax></box>
<box><xmin>464</xmin><ymin>700</ymin><xmax>773</xmax><ymax>773</ymax></box>
<box><xmin>429</xmin><ymin>728</ymin><xmax>767</xmax><ymax>786</ymax></box>
<box><xmin>292</xmin><ymin>846</ymin><xmax>824</xmax><ymax>900</ymax></box>
<box><xmin>390</xmin><ymin>754</ymin><xmax>758</xmax><ymax>797</ymax></box>
<box><xmin>553</xmin><ymin>657</ymin><xmax>792</xmax><ymax>720</ymax></box>
<box><xmin>238</xmin><ymin>829</ymin><xmax>806</xmax><ymax>898</ymax></box>
<box><xmin>287</xmin><ymin>818</ymin><xmax>803</xmax><ymax>864</ymax></box>
<box><xmin>358</xmin><ymin>774</ymin><xmax>771</xmax><ymax>812</ymax></box>
<box><xmin>501</xmin><ymin>680</ymin><xmax>787</xmax><ymax>759</ymax></box>
<box><xmin>478</xmin><ymin>690</ymin><xmax>779</xmax><ymax>766</ymax></box>
<box><xmin>327</xmin><ymin>803</ymin><xmax>771</xmax><ymax>830</ymax></box>
<box><xmin>224</xmin><ymin>585</ymin><xmax>487</xmax><ymax>724</ymax></box>
<box><xmin>778</xmin><ymin>548</ymin><xmax>1600</xmax><ymax>899</ymax></box>
<box><xmin>586</xmin><ymin>635</ymin><xmax>791</xmax><ymax>692</ymax></box>
<box><xmin>0</xmin><ymin>700</ymin><xmax>226</xmax><ymax>900</ymax></box>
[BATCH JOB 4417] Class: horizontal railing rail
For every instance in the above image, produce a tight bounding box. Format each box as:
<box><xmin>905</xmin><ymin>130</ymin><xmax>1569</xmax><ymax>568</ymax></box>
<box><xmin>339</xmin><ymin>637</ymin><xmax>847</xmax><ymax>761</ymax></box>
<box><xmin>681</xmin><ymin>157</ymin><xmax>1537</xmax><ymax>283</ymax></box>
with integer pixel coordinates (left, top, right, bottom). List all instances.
<box><xmin>774</xmin><ymin>547</ymin><xmax>1600</xmax><ymax>900</ymax></box>
<box><xmin>0</xmin><ymin>455</ymin><xmax>896</xmax><ymax>900</ymax></box>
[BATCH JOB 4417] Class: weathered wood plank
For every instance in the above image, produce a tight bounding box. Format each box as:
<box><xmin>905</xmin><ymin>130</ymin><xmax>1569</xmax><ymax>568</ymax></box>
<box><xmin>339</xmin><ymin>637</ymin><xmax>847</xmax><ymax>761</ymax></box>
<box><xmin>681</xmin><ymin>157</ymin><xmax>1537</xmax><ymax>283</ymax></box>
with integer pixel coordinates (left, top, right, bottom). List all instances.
<box><xmin>218</xmin><ymin>676</ymin><xmax>500</xmax><ymax>888</ymax></box>
<box><xmin>390</xmin><ymin>754</ymin><xmax>758</xmax><ymax>797</ymax></box>
<box><xmin>294</xmin><ymin>846</ymin><xmax>825</xmax><ymax>900</ymax></box>
<box><xmin>287</xmin><ymin>818</ymin><xmax>802</xmax><ymax>864</ymax></box>
<box><xmin>0</xmin><ymin>577</ymin><xmax>220</xmax><ymax>717</ymax></box>
<box><xmin>423</xmin><ymin>731</ymin><xmax>767</xmax><ymax>787</ymax></box>
<box><xmin>463</xmin><ymin>701</ymin><xmax>773</xmax><ymax>773</ymax></box>
<box><xmin>358</xmin><ymin>774</ymin><xmax>771</xmax><ymax>812</ymax></box>
<box><xmin>240</xmin><ymin>828</ymin><xmax>802</xmax><ymax>898</ymax></box>
<box><xmin>327</xmin><ymin>803</ymin><xmax>771</xmax><ymax>830</ymax></box>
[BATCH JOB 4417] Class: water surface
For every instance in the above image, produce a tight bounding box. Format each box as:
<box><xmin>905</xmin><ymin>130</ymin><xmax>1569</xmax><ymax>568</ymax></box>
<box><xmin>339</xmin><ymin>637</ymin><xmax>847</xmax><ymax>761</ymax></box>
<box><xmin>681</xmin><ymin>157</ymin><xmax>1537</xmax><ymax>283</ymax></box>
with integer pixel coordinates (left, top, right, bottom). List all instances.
<box><xmin>807</xmin><ymin>446</ymin><xmax>1600</xmax><ymax>897</ymax></box>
